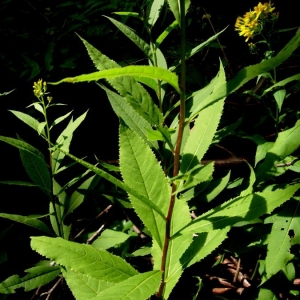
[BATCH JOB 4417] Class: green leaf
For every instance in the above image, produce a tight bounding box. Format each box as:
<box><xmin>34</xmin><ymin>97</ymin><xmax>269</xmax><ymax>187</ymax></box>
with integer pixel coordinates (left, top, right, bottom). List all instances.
<box><xmin>105</xmin><ymin>16</ymin><xmax>153</xmax><ymax>61</ymax></box>
<box><xmin>79</xmin><ymin>36</ymin><xmax>163</xmax><ymax>126</ymax></box>
<box><xmin>100</xmin><ymin>85</ymin><xmax>158</xmax><ymax>149</ymax></box>
<box><xmin>61</xmin><ymin>268</ymin><xmax>115</xmax><ymax>300</ymax></box>
<box><xmin>0</xmin><ymin>213</ymin><xmax>53</xmax><ymax>235</ymax></box>
<box><xmin>265</xmin><ymin>201</ymin><xmax>300</xmax><ymax>281</ymax></box>
<box><xmin>49</xmin><ymin>66</ymin><xmax>180</xmax><ymax>93</ymax></box>
<box><xmin>19</xmin><ymin>147</ymin><xmax>51</xmax><ymax>197</ymax></box>
<box><xmin>175</xmin><ymin>184</ymin><xmax>300</xmax><ymax>236</ymax></box>
<box><xmin>53</xmin><ymin>146</ymin><xmax>165</xmax><ymax>220</ymax></box>
<box><xmin>30</xmin><ymin>236</ymin><xmax>139</xmax><ymax>282</ymax></box>
<box><xmin>63</xmin><ymin>175</ymin><xmax>99</xmax><ymax>218</ymax></box>
<box><xmin>0</xmin><ymin>180</ymin><xmax>37</xmax><ymax>187</ymax></box>
<box><xmin>181</xmin><ymin>61</ymin><xmax>226</xmax><ymax>173</ymax></box>
<box><xmin>52</xmin><ymin>110</ymin><xmax>88</xmax><ymax>174</ymax></box>
<box><xmin>93</xmin><ymin>270</ymin><xmax>161</xmax><ymax>300</ymax></box>
<box><xmin>257</xmin><ymin>119</ymin><xmax>300</xmax><ymax>181</ymax></box>
<box><xmin>262</xmin><ymin>73</ymin><xmax>300</xmax><ymax>95</ymax></box>
<box><xmin>175</xmin><ymin>162</ymin><xmax>214</xmax><ymax>194</ymax></box>
<box><xmin>0</xmin><ymin>265</ymin><xmax>60</xmax><ymax>294</ymax></box>
<box><xmin>190</xmin><ymin>31</ymin><xmax>300</xmax><ymax>119</ymax></box>
<box><xmin>9</xmin><ymin>110</ymin><xmax>41</xmax><ymax>134</ymax></box>
<box><xmin>119</xmin><ymin>123</ymin><xmax>169</xmax><ymax>248</ymax></box>
<box><xmin>240</xmin><ymin>161</ymin><xmax>256</xmax><ymax>197</ymax></box>
<box><xmin>147</xmin><ymin>0</ymin><xmax>165</xmax><ymax>27</ymax></box>
<box><xmin>273</xmin><ymin>89</ymin><xmax>286</xmax><ymax>112</ymax></box>
<box><xmin>167</xmin><ymin>0</ymin><xmax>190</xmax><ymax>24</ymax></box>
<box><xmin>155</xmin><ymin>20</ymin><xmax>178</xmax><ymax>47</ymax></box>
<box><xmin>50</xmin><ymin>110</ymin><xmax>73</xmax><ymax>129</ymax></box>
<box><xmin>181</xmin><ymin>228</ymin><xmax>230</xmax><ymax>268</ymax></box>
<box><xmin>92</xmin><ymin>229</ymin><xmax>130</xmax><ymax>250</ymax></box>
<box><xmin>169</xmin><ymin>28</ymin><xmax>227</xmax><ymax>72</ymax></box>
<box><xmin>0</xmin><ymin>136</ymin><xmax>44</xmax><ymax>158</ymax></box>
<box><xmin>203</xmin><ymin>170</ymin><xmax>231</xmax><ymax>202</ymax></box>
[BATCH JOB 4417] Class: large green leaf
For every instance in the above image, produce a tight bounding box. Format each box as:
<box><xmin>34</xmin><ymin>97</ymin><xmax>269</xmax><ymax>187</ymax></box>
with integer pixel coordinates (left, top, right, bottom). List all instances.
<box><xmin>265</xmin><ymin>201</ymin><xmax>300</xmax><ymax>281</ymax></box>
<box><xmin>190</xmin><ymin>31</ymin><xmax>300</xmax><ymax>119</ymax></box>
<box><xmin>0</xmin><ymin>213</ymin><xmax>53</xmax><ymax>235</ymax></box>
<box><xmin>31</xmin><ymin>236</ymin><xmax>139</xmax><ymax>282</ymax></box>
<box><xmin>92</xmin><ymin>229</ymin><xmax>130</xmax><ymax>250</ymax></box>
<box><xmin>174</xmin><ymin>184</ymin><xmax>300</xmax><ymax>236</ymax></box>
<box><xmin>80</xmin><ymin>37</ymin><xmax>163</xmax><ymax>126</ymax></box>
<box><xmin>180</xmin><ymin>61</ymin><xmax>226</xmax><ymax>174</ymax></box>
<box><xmin>50</xmin><ymin>66</ymin><xmax>180</xmax><ymax>93</ymax></box>
<box><xmin>9</xmin><ymin>110</ymin><xmax>41</xmax><ymax>134</ymax></box>
<box><xmin>0</xmin><ymin>265</ymin><xmax>60</xmax><ymax>294</ymax></box>
<box><xmin>119</xmin><ymin>123</ymin><xmax>169</xmax><ymax>248</ymax></box>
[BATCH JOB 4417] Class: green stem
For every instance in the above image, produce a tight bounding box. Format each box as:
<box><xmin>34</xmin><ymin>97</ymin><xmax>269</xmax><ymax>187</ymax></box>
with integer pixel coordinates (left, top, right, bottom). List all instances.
<box><xmin>41</xmin><ymin>96</ymin><xmax>63</xmax><ymax>238</ymax></box>
<box><xmin>156</xmin><ymin>0</ymin><xmax>186</xmax><ymax>297</ymax></box>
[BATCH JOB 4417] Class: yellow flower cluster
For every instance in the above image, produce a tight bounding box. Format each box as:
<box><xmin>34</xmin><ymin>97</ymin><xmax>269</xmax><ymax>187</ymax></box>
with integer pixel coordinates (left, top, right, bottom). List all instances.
<box><xmin>33</xmin><ymin>79</ymin><xmax>47</xmax><ymax>98</ymax></box>
<box><xmin>235</xmin><ymin>2</ymin><xmax>275</xmax><ymax>42</ymax></box>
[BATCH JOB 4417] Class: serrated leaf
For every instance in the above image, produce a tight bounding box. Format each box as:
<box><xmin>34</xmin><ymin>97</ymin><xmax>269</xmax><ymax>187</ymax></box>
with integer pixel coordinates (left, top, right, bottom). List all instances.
<box><xmin>93</xmin><ymin>270</ymin><xmax>161</xmax><ymax>300</ymax></box>
<box><xmin>181</xmin><ymin>61</ymin><xmax>226</xmax><ymax>173</ymax></box>
<box><xmin>0</xmin><ymin>265</ymin><xmax>60</xmax><ymax>294</ymax></box>
<box><xmin>62</xmin><ymin>268</ymin><xmax>115</xmax><ymax>300</ymax></box>
<box><xmin>49</xmin><ymin>65</ymin><xmax>180</xmax><ymax>93</ymax></box>
<box><xmin>181</xmin><ymin>228</ymin><xmax>229</xmax><ymax>269</ymax></box>
<box><xmin>119</xmin><ymin>123</ymin><xmax>169</xmax><ymax>248</ymax></box>
<box><xmin>30</xmin><ymin>236</ymin><xmax>139</xmax><ymax>282</ymax></box>
<box><xmin>105</xmin><ymin>16</ymin><xmax>152</xmax><ymax>61</ymax></box>
<box><xmin>100</xmin><ymin>85</ymin><xmax>158</xmax><ymax>149</ymax></box>
<box><xmin>265</xmin><ymin>201</ymin><xmax>300</xmax><ymax>281</ymax></box>
<box><xmin>0</xmin><ymin>213</ymin><xmax>53</xmax><ymax>235</ymax></box>
<box><xmin>92</xmin><ymin>229</ymin><xmax>130</xmax><ymax>250</ymax></box>
<box><xmin>79</xmin><ymin>36</ymin><xmax>163</xmax><ymax>126</ymax></box>
<box><xmin>175</xmin><ymin>184</ymin><xmax>300</xmax><ymax>236</ymax></box>
<box><xmin>240</xmin><ymin>161</ymin><xmax>256</xmax><ymax>197</ymax></box>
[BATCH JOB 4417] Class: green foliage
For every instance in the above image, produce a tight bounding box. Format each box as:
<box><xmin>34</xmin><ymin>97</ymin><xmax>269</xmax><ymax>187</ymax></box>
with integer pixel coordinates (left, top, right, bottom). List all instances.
<box><xmin>1</xmin><ymin>1</ymin><xmax>300</xmax><ymax>299</ymax></box>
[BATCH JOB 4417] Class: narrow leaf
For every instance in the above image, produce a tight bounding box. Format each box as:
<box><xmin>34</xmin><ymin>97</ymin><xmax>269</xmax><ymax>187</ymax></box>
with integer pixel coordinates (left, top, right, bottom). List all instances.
<box><xmin>9</xmin><ymin>110</ymin><xmax>40</xmax><ymax>133</ymax></box>
<box><xmin>49</xmin><ymin>66</ymin><xmax>180</xmax><ymax>93</ymax></box>
<box><xmin>167</xmin><ymin>0</ymin><xmax>190</xmax><ymax>24</ymax></box>
<box><xmin>0</xmin><ymin>265</ymin><xmax>60</xmax><ymax>294</ymax></box>
<box><xmin>0</xmin><ymin>213</ymin><xmax>53</xmax><ymax>235</ymax></box>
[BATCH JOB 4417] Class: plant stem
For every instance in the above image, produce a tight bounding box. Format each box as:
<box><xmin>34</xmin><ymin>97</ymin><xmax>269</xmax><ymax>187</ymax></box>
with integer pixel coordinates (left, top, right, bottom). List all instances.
<box><xmin>156</xmin><ymin>0</ymin><xmax>186</xmax><ymax>297</ymax></box>
<box><xmin>41</xmin><ymin>95</ymin><xmax>63</xmax><ymax>238</ymax></box>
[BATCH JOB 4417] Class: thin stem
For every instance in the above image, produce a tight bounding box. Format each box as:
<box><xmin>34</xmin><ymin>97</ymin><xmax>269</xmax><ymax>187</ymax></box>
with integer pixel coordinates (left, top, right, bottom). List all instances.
<box><xmin>156</xmin><ymin>0</ymin><xmax>186</xmax><ymax>297</ymax></box>
<box><xmin>39</xmin><ymin>90</ymin><xmax>63</xmax><ymax>238</ymax></box>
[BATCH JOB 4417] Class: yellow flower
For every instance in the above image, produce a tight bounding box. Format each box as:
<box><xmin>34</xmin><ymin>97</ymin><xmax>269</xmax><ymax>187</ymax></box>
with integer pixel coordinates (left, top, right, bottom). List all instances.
<box><xmin>33</xmin><ymin>79</ymin><xmax>47</xmax><ymax>98</ymax></box>
<box><xmin>235</xmin><ymin>2</ymin><xmax>276</xmax><ymax>42</ymax></box>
